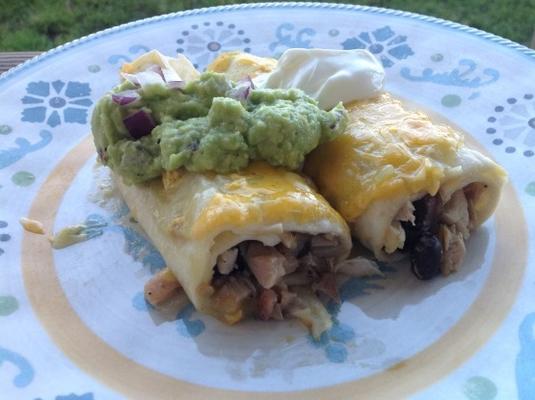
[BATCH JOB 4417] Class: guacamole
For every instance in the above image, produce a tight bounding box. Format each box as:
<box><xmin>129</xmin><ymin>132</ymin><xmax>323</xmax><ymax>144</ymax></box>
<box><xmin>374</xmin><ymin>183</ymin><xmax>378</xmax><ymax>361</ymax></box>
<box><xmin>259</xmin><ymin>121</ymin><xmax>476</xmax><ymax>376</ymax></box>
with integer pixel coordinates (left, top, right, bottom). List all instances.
<box><xmin>91</xmin><ymin>72</ymin><xmax>347</xmax><ymax>183</ymax></box>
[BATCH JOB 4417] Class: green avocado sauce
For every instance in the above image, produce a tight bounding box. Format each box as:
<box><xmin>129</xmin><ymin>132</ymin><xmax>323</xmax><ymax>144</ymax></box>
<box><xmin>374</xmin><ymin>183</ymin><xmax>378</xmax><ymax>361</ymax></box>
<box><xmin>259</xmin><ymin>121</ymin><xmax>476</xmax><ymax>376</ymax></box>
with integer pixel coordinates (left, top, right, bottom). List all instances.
<box><xmin>91</xmin><ymin>72</ymin><xmax>347</xmax><ymax>183</ymax></box>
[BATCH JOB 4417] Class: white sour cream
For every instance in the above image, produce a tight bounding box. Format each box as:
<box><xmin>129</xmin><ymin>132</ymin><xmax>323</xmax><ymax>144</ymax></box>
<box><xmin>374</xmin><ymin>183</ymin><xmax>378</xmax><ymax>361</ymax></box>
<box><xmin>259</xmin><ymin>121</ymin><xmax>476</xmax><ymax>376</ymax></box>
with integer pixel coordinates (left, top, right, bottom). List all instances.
<box><xmin>258</xmin><ymin>48</ymin><xmax>385</xmax><ymax>109</ymax></box>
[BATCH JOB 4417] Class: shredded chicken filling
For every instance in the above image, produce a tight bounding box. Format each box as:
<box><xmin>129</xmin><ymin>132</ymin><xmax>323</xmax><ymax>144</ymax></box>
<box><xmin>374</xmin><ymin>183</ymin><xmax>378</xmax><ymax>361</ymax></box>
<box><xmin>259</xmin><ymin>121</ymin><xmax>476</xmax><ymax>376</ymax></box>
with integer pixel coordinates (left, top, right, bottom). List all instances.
<box><xmin>144</xmin><ymin>232</ymin><xmax>353</xmax><ymax>335</ymax></box>
<box><xmin>210</xmin><ymin>233</ymin><xmax>345</xmax><ymax>324</ymax></box>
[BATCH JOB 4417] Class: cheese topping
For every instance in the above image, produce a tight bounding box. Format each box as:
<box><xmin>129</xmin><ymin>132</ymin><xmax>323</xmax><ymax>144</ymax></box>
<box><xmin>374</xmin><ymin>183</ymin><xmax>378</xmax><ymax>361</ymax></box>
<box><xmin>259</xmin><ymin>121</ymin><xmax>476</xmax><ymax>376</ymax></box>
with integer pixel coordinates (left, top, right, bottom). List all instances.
<box><xmin>192</xmin><ymin>162</ymin><xmax>346</xmax><ymax>238</ymax></box>
<box><xmin>305</xmin><ymin>94</ymin><xmax>464</xmax><ymax>221</ymax></box>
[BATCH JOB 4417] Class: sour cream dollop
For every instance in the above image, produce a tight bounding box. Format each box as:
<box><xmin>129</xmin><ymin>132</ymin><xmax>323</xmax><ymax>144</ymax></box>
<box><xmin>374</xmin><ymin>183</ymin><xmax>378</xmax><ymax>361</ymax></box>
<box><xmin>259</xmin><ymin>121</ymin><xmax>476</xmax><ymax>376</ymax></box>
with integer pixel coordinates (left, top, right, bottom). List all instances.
<box><xmin>258</xmin><ymin>48</ymin><xmax>385</xmax><ymax>109</ymax></box>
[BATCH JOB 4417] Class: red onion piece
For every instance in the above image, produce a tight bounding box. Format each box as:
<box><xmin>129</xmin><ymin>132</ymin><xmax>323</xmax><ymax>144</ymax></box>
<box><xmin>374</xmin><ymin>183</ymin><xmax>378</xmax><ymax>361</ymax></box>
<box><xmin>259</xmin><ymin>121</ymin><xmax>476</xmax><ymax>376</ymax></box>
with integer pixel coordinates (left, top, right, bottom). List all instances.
<box><xmin>161</xmin><ymin>67</ymin><xmax>182</xmax><ymax>84</ymax></box>
<box><xmin>123</xmin><ymin>110</ymin><xmax>156</xmax><ymax>139</ymax></box>
<box><xmin>112</xmin><ymin>90</ymin><xmax>140</xmax><ymax>106</ymax></box>
<box><xmin>228</xmin><ymin>75</ymin><xmax>255</xmax><ymax>102</ymax></box>
<box><xmin>121</xmin><ymin>70</ymin><xmax>165</xmax><ymax>88</ymax></box>
<box><xmin>241</xmin><ymin>75</ymin><xmax>255</xmax><ymax>90</ymax></box>
<box><xmin>166</xmin><ymin>80</ymin><xmax>185</xmax><ymax>90</ymax></box>
<box><xmin>147</xmin><ymin>64</ymin><xmax>165</xmax><ymax>79</ymax></box>
<box><xmin>121</xmin><ymin>73</ymin><xmax>140</xmax><ymax>86</ymax></box>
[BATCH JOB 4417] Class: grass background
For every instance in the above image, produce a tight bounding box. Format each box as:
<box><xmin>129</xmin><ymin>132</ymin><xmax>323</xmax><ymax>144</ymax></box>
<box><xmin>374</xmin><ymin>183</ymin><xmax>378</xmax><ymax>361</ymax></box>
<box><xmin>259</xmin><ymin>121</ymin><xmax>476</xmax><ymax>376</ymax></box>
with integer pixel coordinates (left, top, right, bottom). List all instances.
<box><xmin>0</xmin><ymin>0</ymin><xmax>534</xmax><ymax>51</ymax></box>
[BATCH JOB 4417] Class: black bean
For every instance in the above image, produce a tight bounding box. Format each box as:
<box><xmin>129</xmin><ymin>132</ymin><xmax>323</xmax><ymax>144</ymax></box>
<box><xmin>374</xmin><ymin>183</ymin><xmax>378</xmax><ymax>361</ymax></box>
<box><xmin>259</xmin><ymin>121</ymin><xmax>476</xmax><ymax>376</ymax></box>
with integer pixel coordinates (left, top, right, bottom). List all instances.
<box><xmin>413</xmin><ymin>195</ymin><xmax>443</xmax><ymax>235</ymax></box>
<box><xmin>401</xmin><ymin>220</ymin><xmax>418</xmax><ymax>251</ymax></box>
<box><xmin>410</xmin><ymin>234</ymin><xmax>443</xmax><ymax>280</ymax></box>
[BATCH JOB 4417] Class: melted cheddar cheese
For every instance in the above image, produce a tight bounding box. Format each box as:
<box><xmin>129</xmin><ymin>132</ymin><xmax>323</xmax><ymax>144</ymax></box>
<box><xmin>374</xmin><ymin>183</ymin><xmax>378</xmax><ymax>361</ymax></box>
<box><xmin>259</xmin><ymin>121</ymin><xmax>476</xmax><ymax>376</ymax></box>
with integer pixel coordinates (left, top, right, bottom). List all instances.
<box><xmin>192</xmin><ymin>162</ymin><xmax>345</xmax><ymax>238</ymax></box>
<box><xmin>207</xmin><ymin>51</ymin><xmax>277</xmax><ymax>81</ymax></box>
<box><xmin>120</xmin><ymin>50</ymin><xmax>200</xmax><ymax>82</ymax></box>
<box><xmin>304</xmin><ymin>94</ymin><xmax>464</xmax><ymax>221</ymax></box>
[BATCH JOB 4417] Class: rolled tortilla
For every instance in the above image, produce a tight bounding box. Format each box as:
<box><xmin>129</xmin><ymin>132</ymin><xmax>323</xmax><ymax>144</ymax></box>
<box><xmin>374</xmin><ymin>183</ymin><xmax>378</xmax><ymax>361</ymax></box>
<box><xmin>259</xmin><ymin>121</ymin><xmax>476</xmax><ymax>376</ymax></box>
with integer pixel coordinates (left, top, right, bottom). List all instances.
<box><xmin>304</xmin><ymin>94</ymin><xmax>506</xmax><ymax>262</ymax></box>
<box><xmin>93</xmin><ymin>50</ymin><xmax>353</xmax><ymax>337</ymax></box>
<box><xmin>208</xmin><ymin>52</ymin><xmax>507</xmax><ymax>277</ymax></box>
<box><xmin>114</xmin><ymin>162</ymin><xmax>351</xmax><ymax>336</ymax></box>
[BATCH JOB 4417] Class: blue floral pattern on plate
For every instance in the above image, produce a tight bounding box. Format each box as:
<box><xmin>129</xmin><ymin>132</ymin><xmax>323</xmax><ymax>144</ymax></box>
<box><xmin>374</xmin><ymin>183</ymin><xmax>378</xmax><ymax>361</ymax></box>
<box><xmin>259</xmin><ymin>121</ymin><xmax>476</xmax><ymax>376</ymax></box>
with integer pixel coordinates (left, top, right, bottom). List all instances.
<box><xmin>0</xmin><ymin>129</ymin><xmax>52</xmax><ymax>169</ymax></box>
<box><xmin>486</xmin><ymin>93</ymin><xmax>535</xmax><ymax>157</ymax></box>
<box><xmin>0</xmin><ymin>346</ymin><xmax>34</xmax><ymax>388</ymax></box>
<box><xmin>269</xmin><ymin>23</ymin><xmax>316</xmax><ymax>52</ymax></box>
<box><xmin>21</xmin><ymin>81</ymin><xmax>93</xmax><ymax>127</ymax></box>
<box><xmin>108</xmin><ymin>44</ymin><xmax>150</xmax><ymax>65</ymax></box>
<box><xmin>341</xmin><ymin>26</ymin><xmax>414</xmax><ymax>67</ymax></box>
<box><xmin>0</xmin><ymin>220</ymin><xmax>10</xmax><ymax>256</ymax></box>
<box><xmin>176</xmin><ymin>21</ymin><xmax>251</xmax><ymax>69</ymax></box>
<box><xmin>35</xmin><ymin>393</ymin><xmax>95</xmax><ymax>400</ymax></box>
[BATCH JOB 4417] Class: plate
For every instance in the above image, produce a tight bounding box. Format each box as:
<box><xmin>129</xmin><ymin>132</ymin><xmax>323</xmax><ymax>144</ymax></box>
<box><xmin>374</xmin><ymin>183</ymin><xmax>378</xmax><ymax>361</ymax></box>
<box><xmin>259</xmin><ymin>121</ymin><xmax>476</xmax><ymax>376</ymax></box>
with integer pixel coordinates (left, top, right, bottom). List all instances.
<box><xmin>1</xmin><ymin>3</ymin><xmax>534</xmax><ymax>399</ymax></box>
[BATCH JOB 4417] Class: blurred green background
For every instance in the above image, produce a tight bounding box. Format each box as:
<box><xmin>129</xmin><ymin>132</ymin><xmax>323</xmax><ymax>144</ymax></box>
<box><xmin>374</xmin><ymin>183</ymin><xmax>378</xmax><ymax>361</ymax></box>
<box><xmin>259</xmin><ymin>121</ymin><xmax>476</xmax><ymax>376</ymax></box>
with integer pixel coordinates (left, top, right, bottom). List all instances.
<box><xmin>1</xmin><ymin>0</ymin><xmax>534</xmax><ymax>51</ymax></box>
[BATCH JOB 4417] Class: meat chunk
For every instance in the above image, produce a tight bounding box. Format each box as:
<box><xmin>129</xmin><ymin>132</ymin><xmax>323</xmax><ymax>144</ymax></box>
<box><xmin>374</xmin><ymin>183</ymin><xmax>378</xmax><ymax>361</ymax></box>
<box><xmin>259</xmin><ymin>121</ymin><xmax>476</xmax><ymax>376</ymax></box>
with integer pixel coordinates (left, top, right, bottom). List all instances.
<box><xmin>278</xmin><ymin>232</ymin><xmax>309</xmax><ymax>256</ymax></box>
<box><xmin>282</xmin><ymin>271</ymin><xmax>311</xmax><ymax>286</ymax></box>
<box><xmin>384</xmin><ymin>201</ymin><xmax>415</xmax><ymax>253</ymax></box>
<box><xmin>279</xmin><ymin>287</ymin><xmax>297</xmax><ymax>309</ymax></box>
<box><xmin>440</xmin><ymin>225</ymin><xmax>466</xmax><ymax>275</ymax></box>
<box><xmin>282</xmin><ymin>255</ymin><xmax>299</xmax><ymax>274</ymax></box>
<box><xmin>310</xmin><ymin>234</ymin><xmax>341</xmax><ymax>258</ymax></box>
<box><xmin>464</xmin><ymin>182</ymin><xmax>487</xmax><ymax>229</ymax></box>
<box><xmin>280</xmin><ymin>232</ymin><xmax>297</xmax><ymax>251</ymax></box>
<box><xmin>384</xmin><ymin>221</ymin><xmax>406</xmax><ymax>254</ymax></box>
<box><xmin>396</xmin><ymin>201</ymin><xmax>416</xmax><ymax>225</ymax></box>
<box><xmin>144</xmin><ymin>267</ymin><xmax>182</xmax><ymax>306</ymax></box>
<box><xmin>441</xmin><ymin>190</ymin><xmax>470</xmax><ymax>239</ymax></box>
<box><xmin>212</xmin><ymin>276</ymin><xmax>255</xmax><ymax>324</ymax></box>
<box><xmin>258</xmin><ymin>289</ymin><xmax>278</xmax><ymax>320</ymax></box>
<box><xmin>271</xmin><ymin>304</ymin><xmax>284</xmax><ymax>320</ymax></box>
<box><xmin>314</xmin><ymin>273</ymin><xmax>340</xmax><ymax>303</ymax></box>
<box><xmin>244</xmin><ymin>242</ymin><xmax>287</xmax><ymax>289</ymax></box>
<box><xmin>217</xmin><ymin>248</ymin><xmax>238</xmax><ymax>275</ymax></box>
<box><xmin>336</xmin><ymin>257</ymin><xmax>383</xmax><ymax>277</ymax></box>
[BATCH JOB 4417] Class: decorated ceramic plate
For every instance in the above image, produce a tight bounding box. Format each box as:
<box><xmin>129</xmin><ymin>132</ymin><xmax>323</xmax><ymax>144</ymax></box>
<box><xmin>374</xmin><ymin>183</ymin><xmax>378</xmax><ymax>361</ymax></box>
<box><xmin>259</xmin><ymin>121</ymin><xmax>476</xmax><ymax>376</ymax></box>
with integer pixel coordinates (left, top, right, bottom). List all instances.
<box><xmin>1</xmin><ymin>3</ymin><xmax>534</xmax><ymax>399</ymax></box>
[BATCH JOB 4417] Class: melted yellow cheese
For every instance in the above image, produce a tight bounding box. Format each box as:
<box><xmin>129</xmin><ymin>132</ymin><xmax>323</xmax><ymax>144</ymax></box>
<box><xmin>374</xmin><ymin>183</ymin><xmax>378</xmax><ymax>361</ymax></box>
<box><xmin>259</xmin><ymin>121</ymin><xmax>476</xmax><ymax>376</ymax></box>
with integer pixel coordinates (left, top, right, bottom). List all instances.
<box><xmin>120</xmin><ymin>50</ymin><xmax>200</xmax><ymax>82</ymax></box>
<box><xmin>206</xmin><ymin>51</ymin><xmax>277</xmax><ymax>81</ymax></box>
<box><xmin>192</xmin><ymin>162</ymin><xmax>344</xmax><ymax>238</ymax></box>
<box><xmin>304</xmin><ymin>94</ymin><xmax>464</xmax><ymax>221</ymax></box>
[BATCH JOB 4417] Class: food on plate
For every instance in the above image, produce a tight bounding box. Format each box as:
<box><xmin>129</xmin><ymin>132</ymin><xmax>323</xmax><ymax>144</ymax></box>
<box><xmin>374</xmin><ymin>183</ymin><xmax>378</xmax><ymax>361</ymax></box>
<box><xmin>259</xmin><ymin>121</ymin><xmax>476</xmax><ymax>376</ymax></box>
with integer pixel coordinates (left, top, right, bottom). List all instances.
<box><xmin>20</xmin><ymin>215</ymin><xmax>107</xmax><ymax>249</ymax></box>
<box><xmin>305</xmin><ymin>94</ymin><xmax>507</xmax><ymax>279</ymax></box>
<box><xmin>114</xmin><ymin>161</ymin><xmax>352</xmax><ymax>337</ymax></box>
<box><xmin>208</xmin><ymin>48</ymin><xmax>385</xmax><ymax>110</ymax></box>
<box><xmin>91</xmin><ymin>50</ymin><xmax>355</xmax><ymax>337</ymax></box>
<box><xmin>92</xmin><ymin>50</ymin><xmax>347</xmax><ymax>183</ymax></box>
<box><xmin>209</xmin><ymin>49</ymin><xmax>507</xmax><ymax>280</ymax></box>
<box><xmin>19</xmin><ymin>217</ymin><xmax>45</xmax><ymax>235</ymax></box>
<box><xmin>90</xmin><ymin>45</ymin><xmax>507</xmax><ymax>336</ymax></box>
<box><xmin>207</xmin><ymin>51</ymin><xmax>277</xmax><ymax>81</ymax></box>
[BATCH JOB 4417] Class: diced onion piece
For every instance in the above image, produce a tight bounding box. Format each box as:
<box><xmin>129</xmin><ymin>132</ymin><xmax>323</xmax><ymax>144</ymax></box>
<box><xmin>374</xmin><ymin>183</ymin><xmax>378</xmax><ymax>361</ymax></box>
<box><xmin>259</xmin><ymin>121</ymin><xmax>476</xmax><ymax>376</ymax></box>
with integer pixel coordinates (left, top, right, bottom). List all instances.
<box><xmin>147</xmin><ymin>64</ymin><xmax>164</xmax><ymax>78</ymax></box>
<box><xmin>121</xmin><ymin>72</ymin><xmax>141</xmax><ymax>86</ymax></box>
<box><xmin>121</xmin><ymin>63</ymin><xmax>184</xmax><ymax>91</ymax></box>
<box><xmin>123</xmin><ymin>110</ymin><xmax>156</xmax><ymax>139</ymax></box>
<box><xmin>121</xmin><ymin>70</ymin><xmax>165</xmax><ymax>88</ymax></box>
<box><xmin>111</xmin><ymin>90</ymin><xmax>140</xmax><ymax>106</ymax></box>
<box><xmin>160</xmin><ymin>66</ymin><xmax>183</xmax><ymax>85</ymax></box>
<box><xmin>241</xmin><ymin>75</ymin><xmax>255</xmax><ymax>90</ymax></box>
<box><xmin>166</xmin><ymin>80</ymin><xmax>185</xmax><ymax>90</ymax></box>
<box><xmin>227</xmin><ymin>75</ymin><xmax>255</xmax><ymax>102</ymax></box>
